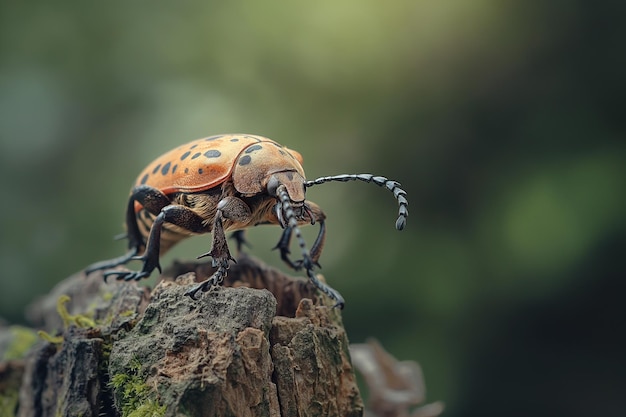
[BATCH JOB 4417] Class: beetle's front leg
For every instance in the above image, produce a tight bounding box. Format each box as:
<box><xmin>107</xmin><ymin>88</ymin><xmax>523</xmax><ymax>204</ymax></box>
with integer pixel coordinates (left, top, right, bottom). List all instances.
<box><xmin>275</xmin><ymin>220</ymin><xmax>325</xmax><ymax>270</ymax></box>
<box><xmin>274</xmin><ymin>201</ymin><xmax>326</xmax><ymax>271</ymax></box>
<box><xmin>273</xmin><ymin>189</ymin><xmax>343</xmax><ymax>308</ymax></box>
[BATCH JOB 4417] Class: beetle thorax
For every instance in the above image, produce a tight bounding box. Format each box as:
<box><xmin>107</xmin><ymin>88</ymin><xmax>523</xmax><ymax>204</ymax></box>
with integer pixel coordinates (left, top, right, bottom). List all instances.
<box><xmin>230</xmin><ymin>142</ymin><xmax>307</xmax><ymax>201</ymax></box>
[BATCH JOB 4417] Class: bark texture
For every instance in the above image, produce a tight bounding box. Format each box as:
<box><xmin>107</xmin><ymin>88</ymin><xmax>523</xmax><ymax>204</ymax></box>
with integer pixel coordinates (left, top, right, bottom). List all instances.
<box><xmin>2</xmin><ymin>254</ymin><xmax>364</xmax><ymax>417</ymax></box>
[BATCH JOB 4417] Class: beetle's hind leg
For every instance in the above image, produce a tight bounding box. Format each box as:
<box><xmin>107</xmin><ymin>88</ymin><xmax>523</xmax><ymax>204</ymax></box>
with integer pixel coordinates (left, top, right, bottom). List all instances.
<box><xmin>85</xmin><ymin>186</ymin><xmax>153</xmax><ymax>276</ymax></box>
<box><xmin>84</xmin><ymin>247</ymin><xmax>139</xmax><ymax>275</ymax></box>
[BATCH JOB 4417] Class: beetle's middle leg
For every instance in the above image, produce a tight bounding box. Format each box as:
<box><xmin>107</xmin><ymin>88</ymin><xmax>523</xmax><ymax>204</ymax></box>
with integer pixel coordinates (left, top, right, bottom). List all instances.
<box><xmin>102</xmin><ymin>185</ymin><xmax>210</xmax><ymax>282</ymax></box>
<box><xmin>185</xmin><ymin>196</ymin><xmax>253</xmax><ymax>299</ymax></box>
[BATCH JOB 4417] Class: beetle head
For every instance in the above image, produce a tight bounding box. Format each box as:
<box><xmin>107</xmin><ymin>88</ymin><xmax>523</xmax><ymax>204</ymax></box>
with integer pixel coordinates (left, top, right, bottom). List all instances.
<box><xmin>266</xmin><ymin>171</ymin><xmax>306</xmax><ymax>202</ymax></box>
<box><xmin>267</xmin><ymin>173</ymin><xmax>319</xmax><ymax>228</ymax></box>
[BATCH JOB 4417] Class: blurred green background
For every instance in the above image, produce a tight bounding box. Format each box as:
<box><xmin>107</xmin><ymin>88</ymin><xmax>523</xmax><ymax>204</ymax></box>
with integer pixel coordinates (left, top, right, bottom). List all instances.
<box><xmin>1</xmin><ymin>1</ymin><xmax>624</xmax><ymax>416</ymax></box>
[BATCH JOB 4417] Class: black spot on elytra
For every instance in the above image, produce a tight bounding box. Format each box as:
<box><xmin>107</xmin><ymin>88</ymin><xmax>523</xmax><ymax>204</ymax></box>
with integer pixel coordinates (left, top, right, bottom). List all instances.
<box><xmin>238</xmin><ymin>155</ymin><xmax>252</xmax><ymax>166</ymax></box>
<box><xmin>184</xmin><ymin>168</ymin><xmax>189</xmax><ymax>174</ymax></box>
<box><xmin>140</xmin><ymin>174</ymin><xmax>149</xmax><ymax>184</ymax></box>
<box><xmin>279</xmin><ymin>150</ymin><xmax>286</xmax><ymax>156</ymax></box>
<box><xmin>230</xmin><ymin>138</ymin><xmax>239</xmax><ymax>142</ymax></box>
<box><xmin>245</xmin><ymin>144</ymin><xmax>262</xmax><ymax>154</ymax></box>
<box><xmin>205</xmin><ymin>135</ymin><xmax>223</xmax><ymax>141</ymax></box>
<box><xmin>180</xmin><ymin>151</ymin><xmax>191</xmax><ymax>160</ymax></box>
<box><xmin>191</xmin><ymin>152</ymin><xmax>201</xmax><ymax>159</ymax></box>
<box><xmin>161</xmin><ymin>162</ymin><xmax>171</xmax><ymax>175</ymax></box>
<box><xmin>198</xmin><ymin>168</ymin><xmax>204</xmax><ymax>174</ymax></box>
<box><xmin>204</xmin><ymin>150</ymin><xmax>221</xmax><ymax>158</ymax></box>
<box><xmin>190</xmin><ymin>144</ymin><xmax>198</xmax><ymax>149</ymax></box>
<box><xmin>285</xmin><ymin>171</ymin><xmax>294</xmax><ymax>181</ymax></box>
<box><xmin>172</xmin><ymin>164</ymin><xmax>177</xmax><ymax>174</ymax></box>
<box><xmin>152</xmin><ymin>164</ymin><xmax>161</xmax><ymax>174</ymax></box>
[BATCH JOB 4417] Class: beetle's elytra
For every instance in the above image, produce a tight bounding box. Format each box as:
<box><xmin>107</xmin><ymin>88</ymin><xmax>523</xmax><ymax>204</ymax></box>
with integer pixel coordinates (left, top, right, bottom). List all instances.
<box><xmin>85</xmin><ymin>134</ymin><xmax>408</xmax><ymax>308</ymax></box>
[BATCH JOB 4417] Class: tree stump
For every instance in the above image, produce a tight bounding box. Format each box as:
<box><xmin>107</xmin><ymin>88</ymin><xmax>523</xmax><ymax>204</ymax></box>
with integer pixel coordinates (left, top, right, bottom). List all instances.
<box><xmin>3</xmin><ymin>254</ymin><xmax>364</xmax><ymax>417</ymax></box>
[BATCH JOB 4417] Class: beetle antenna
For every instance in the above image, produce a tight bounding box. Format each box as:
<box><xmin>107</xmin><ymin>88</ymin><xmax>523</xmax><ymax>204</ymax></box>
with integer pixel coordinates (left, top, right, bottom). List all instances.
<box><xmin>305</xmin><ymin>174</ymin><xmax>409</xmax><ymax>230</ymax></box>
<box><xmin>276</xmin><ymin>185</ymin><xmax>345</xmax><ymax>308</ymax></box>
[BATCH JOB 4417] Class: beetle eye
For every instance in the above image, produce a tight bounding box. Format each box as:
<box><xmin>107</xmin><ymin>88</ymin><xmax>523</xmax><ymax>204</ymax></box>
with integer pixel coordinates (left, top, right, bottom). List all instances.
<box><xmin>267</xmin><ymin>175</ymin><xmax>280</xmax><ymax>196</ymax></box>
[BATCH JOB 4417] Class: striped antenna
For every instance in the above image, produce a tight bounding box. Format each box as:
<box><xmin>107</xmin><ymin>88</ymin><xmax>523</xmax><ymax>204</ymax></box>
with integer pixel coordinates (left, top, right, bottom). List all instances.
<box><xmin>305</xmin><ymin>174</ymin><xmax>408</xmax><ymax>230</ymax></box>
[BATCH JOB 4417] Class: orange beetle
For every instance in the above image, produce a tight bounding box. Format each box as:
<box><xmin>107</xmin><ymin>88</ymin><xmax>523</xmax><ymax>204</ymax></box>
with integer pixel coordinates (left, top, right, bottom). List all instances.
<box><xmin>86</xmin><ymin>134</ymin><xmax>408</xmax><ymax>308</ymax></box>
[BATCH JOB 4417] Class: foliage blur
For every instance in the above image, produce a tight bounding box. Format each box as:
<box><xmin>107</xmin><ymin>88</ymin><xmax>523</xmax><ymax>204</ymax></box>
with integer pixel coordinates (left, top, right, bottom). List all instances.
<box><xmin>1</xmin><ymin>1</ymin><xmax>624</xmax><ymax>416</ymax></box>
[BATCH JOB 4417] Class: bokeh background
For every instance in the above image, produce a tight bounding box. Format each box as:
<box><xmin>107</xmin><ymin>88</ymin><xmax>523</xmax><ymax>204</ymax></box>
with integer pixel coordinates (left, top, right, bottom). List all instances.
<box><xmin>1</xmin><ymin>1</ymin><xmax>624</xmax><ymax>416</ymax></box>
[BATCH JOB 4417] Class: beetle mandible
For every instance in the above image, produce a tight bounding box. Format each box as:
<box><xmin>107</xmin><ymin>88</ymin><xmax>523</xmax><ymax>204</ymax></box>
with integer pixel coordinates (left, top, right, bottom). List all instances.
<box><xmin>85</xmin><ymin>134</ymin><xmax>408</xmax><ymax>308</ymax></box>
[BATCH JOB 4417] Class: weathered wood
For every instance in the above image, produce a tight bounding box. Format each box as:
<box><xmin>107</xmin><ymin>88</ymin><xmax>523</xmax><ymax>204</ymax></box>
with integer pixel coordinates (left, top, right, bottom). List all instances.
<box><xmin>0</xmin><ymin>358</ymin><xmax>25</xmax><ymax>415</ymax></box>
<box><xmin>18</xmin><ymin>328</ymin><xmax>104</xmax><ymax>417</ymax></box>
<box><xmin>108</xmin><ymin>275</ymin><xmax>280</xmax><ymax>416</ymax></box>
<box><xmin>5</xmin><ymin>255</ymin><xmax>364</xmax><ymax>416</ymax></box>
<box><xmin>271</xmin><ymin>300</ymin><xmax>362</xmax><ymax>417</ymax></box>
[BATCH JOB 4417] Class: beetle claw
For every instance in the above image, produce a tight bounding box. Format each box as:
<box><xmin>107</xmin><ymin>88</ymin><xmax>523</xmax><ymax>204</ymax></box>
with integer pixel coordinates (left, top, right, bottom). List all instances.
<box><xmin>184</xmin><ymin>264</ymin><xmax>228</xmax><ymax>300</ymax></box>
<box><xmin>293</xmin><ymin>259</ymin><xmax>321</xmax><ymax>270</ymax></box>
<box><xmin>103</xmin><ymin>270</ymin><xmax>150</xmax><ymax>282</ymax></box>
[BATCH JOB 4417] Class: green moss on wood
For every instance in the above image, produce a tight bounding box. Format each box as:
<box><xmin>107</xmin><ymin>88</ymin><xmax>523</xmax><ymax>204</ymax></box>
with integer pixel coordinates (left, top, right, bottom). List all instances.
<box><xmin>109</xmin><ymin>358</ymin><xmax>165</xmax><ymax>417</ymax></box>
<box><xmin>0</xmin><ymin>389</ymin><xmax>19</xmax><ymax>417</ymax></box>
<box><xmin>3</xmin><ymin>326</ymin><xmax>38</xmax><ymax>361</ymax></box>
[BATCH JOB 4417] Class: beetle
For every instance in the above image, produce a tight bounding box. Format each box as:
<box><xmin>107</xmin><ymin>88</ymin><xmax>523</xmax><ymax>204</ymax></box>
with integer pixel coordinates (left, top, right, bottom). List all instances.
<box><xmin>85</xmin><ymin>134</ymin><xmax>408</xmax><ymax>308</ymax></box>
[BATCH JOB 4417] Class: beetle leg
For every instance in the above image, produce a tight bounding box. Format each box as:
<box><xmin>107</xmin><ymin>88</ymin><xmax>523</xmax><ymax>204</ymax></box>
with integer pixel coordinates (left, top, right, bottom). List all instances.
<box><xmin>295</xmin><ymin>201</ymin><xmax>326</xmax><ymax>269</ymax></box>
<box><xmin>84</xmin><ymin>247</ymin><xmax>139</xmax><ymax>275</ymax></box>
<box><xmin>274</xmin><ymin>201</ymin><xmax>326</xmax><ymax>270</ymax></box>
<box><xmin>273</xmin><ymin>226</ymin><xmax>295</xmax><ymax>268</ymax></box>
<box><xmin>85</xmin><ymin>185</ymin><xmax>166</xmax><ymax>275</ymax></box>
<box><xmin>230</xmin><ymin>230</ymin><xmax>250</xmax><ymax>253</ymax></box>
<box><xmin>217</xmin><ymin>195</ymin><xmax>252</xmax><ymax>224</ymax></box>
<box><xmin>99</xmin><ymin>185</ymin><xmax>207</xmax><ymax>281</ymax></box>
<box><xmin>104</xmin><ymin>204</ymin><xmax>209</xmax><ymax>282</ymax></box>
<box><xmin>275</xmin><ymin>185</ymin><xmax>344</xmax><ymax>308</ymax></box>
<box><xmin>221</xmin><ymin>195</ymin><xmax>253</xmax><ymax>254</ymax></box>
<box><xmin>309</xmin><ymin>219</ymin><xmax>325</xmax><ymax>265</ymax></box>
<box><xmin>185</xmin><ymin>210</ymin><xmax>235</xmax><ymax>300</ymax></box>
<box><xmin>298</xmin><ymin>220</ymin><xmax>325</xmax><ymax>269</ymax></box>
<box><xmin>274</xmin><ymin>220</ymin><xmax>325</xmax><ymax>270</ymax></box>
